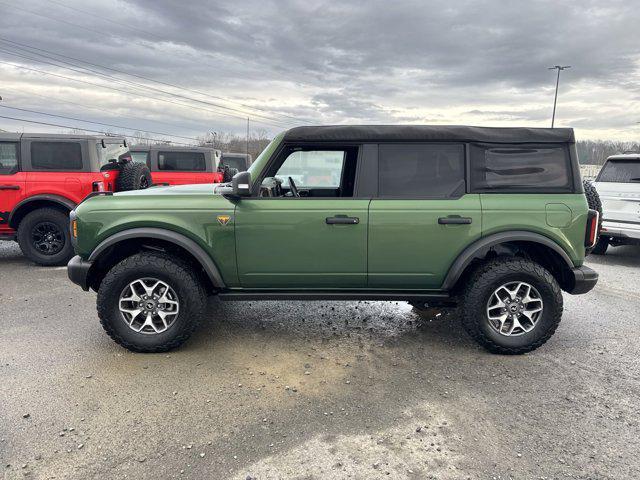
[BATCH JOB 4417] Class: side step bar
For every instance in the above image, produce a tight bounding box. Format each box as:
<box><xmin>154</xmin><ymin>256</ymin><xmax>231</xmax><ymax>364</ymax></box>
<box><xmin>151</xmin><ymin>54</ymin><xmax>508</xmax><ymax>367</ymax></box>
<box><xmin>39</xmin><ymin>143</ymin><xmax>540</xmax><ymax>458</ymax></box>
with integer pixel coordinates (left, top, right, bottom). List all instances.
<box><xmin>218</xmin><ymin>291</ymin><xmax>450</xmax><ymax>302</ymax></box>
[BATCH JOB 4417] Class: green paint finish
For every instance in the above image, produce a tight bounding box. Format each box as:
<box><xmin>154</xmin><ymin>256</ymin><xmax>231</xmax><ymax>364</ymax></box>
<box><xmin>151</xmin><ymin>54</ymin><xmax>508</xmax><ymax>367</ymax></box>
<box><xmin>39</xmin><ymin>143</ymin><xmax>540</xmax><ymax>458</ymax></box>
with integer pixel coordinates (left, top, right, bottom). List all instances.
<box><xmin>545</xmin><ymin>203</ymin><xmax>573</xmax><ymax>228</ymax></box>
<box><xmin>74</xmin><ymin>184</ymin><xmax>239</xmax><ymax>285</ymax></box>
<box><xmin>368</xmin><ymin>195</ymin><xmax>482</xmax><ymax>288</ymax></box>
<box><xmin>480</xmin><ymin>193</ymin><xmax>588</xmax><ymax>266</ymax></box>
<box><xmin>235</xmin><ymin>198</ymin><xmax>369</xmax><ymax>288</ymax></box>
<box><xmin>72</xmin><ymin>131</ymin><xmax>591</xmax><ymax>292</ymax></box>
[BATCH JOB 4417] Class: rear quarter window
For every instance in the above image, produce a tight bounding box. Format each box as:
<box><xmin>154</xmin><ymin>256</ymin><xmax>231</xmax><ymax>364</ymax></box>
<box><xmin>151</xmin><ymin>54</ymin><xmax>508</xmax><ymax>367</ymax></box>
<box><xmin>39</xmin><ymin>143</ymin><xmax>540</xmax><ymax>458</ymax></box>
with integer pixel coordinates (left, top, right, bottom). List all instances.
<box><xmin>596</xmin><ymin>160</ymin><xmax>640</xmax><ymax>183</ymax></box>
<box><xmin>470</xmin><ymin>144</ymin><xmax>572</xmax><ymax>192</ymax></box>
<box><xmin>0</xmin><ymin>142</ymin><xmax>19</xmax><ymax>174</ymax></box>
<box><xmin>31</xmin><ymin>142</ymin><xmax>83</xmax><ymax>171</ymax></box>
<box><xmin>158</xmin><ymin>151</ymin><xmax>206</xmax><ymax>171</ymax></box>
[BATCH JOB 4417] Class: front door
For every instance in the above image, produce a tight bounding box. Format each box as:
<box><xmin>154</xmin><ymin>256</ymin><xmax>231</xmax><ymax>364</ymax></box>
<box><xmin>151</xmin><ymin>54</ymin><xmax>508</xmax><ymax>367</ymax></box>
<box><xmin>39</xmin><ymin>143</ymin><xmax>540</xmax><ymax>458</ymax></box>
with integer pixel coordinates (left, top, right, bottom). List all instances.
<box><xmin>368</xmin><ymin>143</ymin><xmax>482</xmax><ymax>289</ymax></box>
<box><xmin>235</xmin><ymin>146</ymin><xmax>368</xmax><ymax>288</ymax></box>
<box><xmin>0</xmin><ymin>141</ymin><xmax>25</xmax><ymax>231</ymax></box>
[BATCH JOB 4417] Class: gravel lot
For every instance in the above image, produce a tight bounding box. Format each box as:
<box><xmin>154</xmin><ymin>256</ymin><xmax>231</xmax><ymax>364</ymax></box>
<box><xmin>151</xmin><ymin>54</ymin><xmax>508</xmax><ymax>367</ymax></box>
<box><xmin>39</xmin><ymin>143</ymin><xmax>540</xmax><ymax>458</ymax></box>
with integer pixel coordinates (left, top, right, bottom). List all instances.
<box><xmin>1</xmin><ymin>241</ymin><xmax>639</xmax><ymax>480</ymax></box>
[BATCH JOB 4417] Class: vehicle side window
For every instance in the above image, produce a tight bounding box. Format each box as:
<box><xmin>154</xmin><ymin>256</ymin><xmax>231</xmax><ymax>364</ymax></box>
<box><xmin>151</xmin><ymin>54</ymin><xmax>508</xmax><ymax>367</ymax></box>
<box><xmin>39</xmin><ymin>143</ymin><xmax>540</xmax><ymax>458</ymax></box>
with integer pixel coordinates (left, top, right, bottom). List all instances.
<box><xmin>131</xmin><ymin>151</ymin><xmax>151</xmax><ymax>168</ymax></box>
<box><xmin>378</xmin><ymin>144</ymin><xmax>465</xmax><ymax>198</ymax></box>
<box><xmin>158</xmin><ymin>151</ymin><xmax>206</xmax><ymax>171</ymax></box>
<box><xmin>597</xmin><ymin>160</ymin><xmax>640</xmax><ymax>183</ymax></box>
<box><xmin>221</xmin><ymin>156</ymin><xmax>247</xmax><ymax>171</ymax></box>
<box><xmin>276</xmin><ymin>150</ymin><xmax>345</xmax><ymax>188</ymax></box>
<box><xmin>0</xmin><ymin>142</ymin><xmax>19</xmax><ymax>175</ymax></box>
<box><xmin>470</xmin><ymin>144</ymin><xmax>571</xmax><ymax>192</ymax></box>
<box><xmin>31</xmin><ymin>142</ymin><xmax>82</xmax><ymax>171</ymax></box>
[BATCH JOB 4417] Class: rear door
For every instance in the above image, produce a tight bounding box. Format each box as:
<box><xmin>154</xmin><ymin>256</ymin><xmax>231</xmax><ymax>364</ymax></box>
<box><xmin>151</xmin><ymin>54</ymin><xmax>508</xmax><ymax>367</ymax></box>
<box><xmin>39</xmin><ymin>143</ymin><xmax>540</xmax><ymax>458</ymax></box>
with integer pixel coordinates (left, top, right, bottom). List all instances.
<box><xmin>23</xmin><ymin>139</ymin><xmax>88</xmax><ymax>204</ymax></box>
<box><xmin>0</xmin><ymin>141</ymin><xmax>26</xmax><ymax>232</ymax></box>
<box><xmin>595</xmin><ymin>159</ymin><xmax>640</xmax><ymax>225</ymax></box>
<box><xmin>368</xmin><ymin>143</ymin><xmax>481</xmax><ymax>289</ymax></box>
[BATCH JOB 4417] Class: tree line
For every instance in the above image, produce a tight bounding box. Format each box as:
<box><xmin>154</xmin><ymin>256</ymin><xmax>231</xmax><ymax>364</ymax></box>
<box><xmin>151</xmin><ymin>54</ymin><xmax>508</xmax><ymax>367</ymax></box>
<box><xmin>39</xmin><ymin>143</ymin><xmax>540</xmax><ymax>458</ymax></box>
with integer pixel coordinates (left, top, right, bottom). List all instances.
<box><xmin>576</xmin><ymin>140</ymin><xmax>640</xmax><ymax>165</ymax></box>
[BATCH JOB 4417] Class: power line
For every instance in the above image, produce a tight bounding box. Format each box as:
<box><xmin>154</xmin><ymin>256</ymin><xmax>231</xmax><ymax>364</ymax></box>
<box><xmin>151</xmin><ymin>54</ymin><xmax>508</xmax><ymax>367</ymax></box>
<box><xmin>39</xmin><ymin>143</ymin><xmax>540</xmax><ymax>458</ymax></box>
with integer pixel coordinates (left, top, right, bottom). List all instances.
<box><xmin>0</xmin><ymin>58</ymin><xmax>293</xmax><ymax>129</ymax></box>
<box><xmin>0</xmin><ymin>42</ymin><xmax>311</xmax><ymax>126</ymax></box>
<box><xmin>44</xmin><ymin>0</ymin><xmax>168</xmax><ymax>43</ymax></box>
<box><xmin>0</xmin><ymin>114</ymin><xmax>197</xmax><ymax>146</ymax></box>
<box><xmin>0</xmin><ymin>105</ymin><xmax>201</xmax><ymax>142</ymax></box>
<box><xmin>1</xmin><ymin>86</ymin><xmax>210</xmax><ymax>132</ymax></box>
<box><xmin>0</xmin><ymin>43</ymin><xmax>296</xmax><ymax>128</ymax></box>
<box><xmin>35</xmin><ymin>1</ymin><xmax>315</xmax><ymax>124</ymax></box>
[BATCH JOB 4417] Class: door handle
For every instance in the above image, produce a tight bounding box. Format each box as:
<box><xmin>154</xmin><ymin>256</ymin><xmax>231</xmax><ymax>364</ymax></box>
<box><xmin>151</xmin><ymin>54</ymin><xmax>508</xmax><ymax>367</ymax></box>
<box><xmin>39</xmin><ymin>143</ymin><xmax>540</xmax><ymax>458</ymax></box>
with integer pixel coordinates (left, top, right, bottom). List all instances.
<box><xmin>438</xmin><ymin>215</ymin><xmax>472</xmax><ymax>225</ymax></box>
<box><xmin>0</xmin><ymin>185</ymin><xmax>20</xmax><ymax>190</ymax></box>
<box><xmin>326</xmin><ymin>215</ymin><xmax>359</xmax><ymax>225</ymax></box>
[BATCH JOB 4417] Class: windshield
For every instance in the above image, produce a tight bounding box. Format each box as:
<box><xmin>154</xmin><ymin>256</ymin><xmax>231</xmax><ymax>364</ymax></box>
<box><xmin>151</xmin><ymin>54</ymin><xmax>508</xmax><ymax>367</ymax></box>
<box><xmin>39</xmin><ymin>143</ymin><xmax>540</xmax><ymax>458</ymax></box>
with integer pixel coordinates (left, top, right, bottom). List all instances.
<box><xmin>97</xmin><ymin>142</ymin><xmax>129</xmax><ymax>167</ymax></box>
<box><xmin>247</xmin><ymin>132</ymin><xmax>285</xmax><ymax>180</ymax></box>
<box><xmin>597</xmin><ymin>160</ymin><xmax>640</xmax><ymax>183</ymax></box>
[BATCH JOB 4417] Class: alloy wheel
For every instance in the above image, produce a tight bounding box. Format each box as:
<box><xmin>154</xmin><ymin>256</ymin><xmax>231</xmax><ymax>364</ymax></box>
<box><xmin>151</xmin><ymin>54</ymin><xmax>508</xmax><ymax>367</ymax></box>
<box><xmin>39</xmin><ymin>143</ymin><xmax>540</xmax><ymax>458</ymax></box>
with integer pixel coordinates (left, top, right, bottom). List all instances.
<box><xmin>486</xmin><ymin>281</ymin><xmax>544</xmax><ymax>336</ymax></box>
<box><xmin>32</xmin><ymin>222</ymin><xmax>65</xmax><ymax>255</ymax></box>
<box><xmin>119</xmin><ymin>278</ymin><xmax>180</xmax><ymax>334</ymax></box>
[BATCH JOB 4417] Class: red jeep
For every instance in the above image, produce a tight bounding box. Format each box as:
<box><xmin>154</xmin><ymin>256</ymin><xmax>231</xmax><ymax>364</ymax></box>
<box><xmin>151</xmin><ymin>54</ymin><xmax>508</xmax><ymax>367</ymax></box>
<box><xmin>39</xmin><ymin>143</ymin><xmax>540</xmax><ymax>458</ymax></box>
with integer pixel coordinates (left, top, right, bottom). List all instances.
<box><xmin>0</xmin><ymin>133</ymin><xmax>150</xmax><ymax>266</ymax></box>
<box><xmin>129</xmin><ymin>145</ymin><xmax>230</xmax><ymax>185</ymax></box>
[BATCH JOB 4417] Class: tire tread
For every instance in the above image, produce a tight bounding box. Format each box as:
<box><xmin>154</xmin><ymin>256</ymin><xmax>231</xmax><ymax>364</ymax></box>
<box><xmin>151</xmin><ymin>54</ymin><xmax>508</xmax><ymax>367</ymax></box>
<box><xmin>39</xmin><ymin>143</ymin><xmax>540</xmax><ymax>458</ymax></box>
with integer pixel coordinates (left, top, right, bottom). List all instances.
<box><xmin>96</xmin><ymin>252</ymin><xmax>206</xmax><ymax>353</ymax></box>
<box><xmin>460</xmin><ymin>257</ymin><xmax>563</xmax><ymax>355</ymax></box>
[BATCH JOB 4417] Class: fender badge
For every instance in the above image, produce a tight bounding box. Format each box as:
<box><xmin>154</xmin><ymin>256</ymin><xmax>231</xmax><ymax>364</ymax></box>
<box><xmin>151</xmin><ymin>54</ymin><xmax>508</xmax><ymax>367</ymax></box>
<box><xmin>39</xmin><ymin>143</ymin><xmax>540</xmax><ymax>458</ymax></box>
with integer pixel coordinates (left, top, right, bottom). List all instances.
<box><xmin>217</xmin><ymin>214</ymin><xmax>231</xmax><ymax>226</ymax></box>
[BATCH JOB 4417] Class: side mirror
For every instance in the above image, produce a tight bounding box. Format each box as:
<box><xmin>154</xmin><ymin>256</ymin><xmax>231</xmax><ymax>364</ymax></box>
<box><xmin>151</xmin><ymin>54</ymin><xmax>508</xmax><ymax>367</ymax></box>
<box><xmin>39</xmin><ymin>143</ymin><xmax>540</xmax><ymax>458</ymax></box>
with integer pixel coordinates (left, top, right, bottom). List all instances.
<box><xmin>232</xmin><ymin>171</ymin><xmax>252</xmax><ymax>197</ymax></box>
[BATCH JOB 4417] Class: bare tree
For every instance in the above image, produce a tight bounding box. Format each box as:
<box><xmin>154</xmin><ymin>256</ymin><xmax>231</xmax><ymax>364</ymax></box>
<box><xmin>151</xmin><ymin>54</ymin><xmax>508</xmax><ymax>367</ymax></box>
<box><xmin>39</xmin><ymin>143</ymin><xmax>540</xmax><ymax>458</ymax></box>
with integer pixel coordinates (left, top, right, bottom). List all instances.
<box><xmin>576</xmin><ymin>140</ymin><xmax>640</xmax><ymax>165</ymax></box>
<box><xmin>198</xmin><ymin>130</ymin><xmax>272</xmax><ymax>159</ymax></box>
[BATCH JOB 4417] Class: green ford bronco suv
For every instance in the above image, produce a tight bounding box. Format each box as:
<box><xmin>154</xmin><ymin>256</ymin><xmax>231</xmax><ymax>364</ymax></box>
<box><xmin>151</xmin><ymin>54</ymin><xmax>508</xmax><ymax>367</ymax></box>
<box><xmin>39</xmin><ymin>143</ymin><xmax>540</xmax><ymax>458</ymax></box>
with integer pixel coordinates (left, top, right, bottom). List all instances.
<box><xmin>67</xmin><ymin>125</ymin><xmax>599</xmax><ymax>354</ymax></box>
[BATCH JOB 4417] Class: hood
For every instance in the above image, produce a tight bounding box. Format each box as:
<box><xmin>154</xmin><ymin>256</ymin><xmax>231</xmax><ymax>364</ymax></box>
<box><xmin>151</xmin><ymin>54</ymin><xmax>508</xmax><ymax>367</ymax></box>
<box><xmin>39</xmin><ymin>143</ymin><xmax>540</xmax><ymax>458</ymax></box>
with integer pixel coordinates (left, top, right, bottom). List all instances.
<box><xmin>114</xmin><ymin>183</ymin><xmax>218</xmax><ymax>196</ymax></box>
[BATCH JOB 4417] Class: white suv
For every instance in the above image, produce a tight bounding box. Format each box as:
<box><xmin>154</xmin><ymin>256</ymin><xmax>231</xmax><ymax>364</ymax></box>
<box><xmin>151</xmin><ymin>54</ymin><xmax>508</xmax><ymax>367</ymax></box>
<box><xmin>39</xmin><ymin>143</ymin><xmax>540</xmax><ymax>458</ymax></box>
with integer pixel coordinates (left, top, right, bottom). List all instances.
<box><xmin>593</xmin><ymin>154</ymin><xmax>640</xmax><ymax>254</ymax></box>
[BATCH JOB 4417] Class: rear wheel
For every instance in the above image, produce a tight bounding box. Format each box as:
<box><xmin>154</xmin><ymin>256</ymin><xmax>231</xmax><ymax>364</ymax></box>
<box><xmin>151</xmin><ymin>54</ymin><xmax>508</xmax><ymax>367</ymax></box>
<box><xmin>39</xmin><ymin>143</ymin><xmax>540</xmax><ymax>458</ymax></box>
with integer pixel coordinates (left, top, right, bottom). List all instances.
<box><xmin>17</xmin><ymin>208</ymin><xmax>74</xmax><ymax>266</ymax></box>
<box><xmin>460</xmin><ymin>258</ymin><xmax>563</xmax><ymax>354</ymax></box>
<box><xmin>96</xmin><ymin>252</ymin><xmax>206</xmax><ymax>352</ymax></box>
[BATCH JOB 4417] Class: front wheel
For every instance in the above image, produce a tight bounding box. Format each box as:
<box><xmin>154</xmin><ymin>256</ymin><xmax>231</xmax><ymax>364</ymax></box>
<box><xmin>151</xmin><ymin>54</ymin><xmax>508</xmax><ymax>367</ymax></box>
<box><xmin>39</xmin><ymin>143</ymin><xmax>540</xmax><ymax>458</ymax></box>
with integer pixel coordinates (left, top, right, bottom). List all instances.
<box><xmin>96</xmin><ymin>252</ymin><xmax>207</xmax><ymax>352</ymax></box>
<box><xmin>460</xmin><ymin>258</ymin><xmax>563</xmax><ymax>354</ymax></box>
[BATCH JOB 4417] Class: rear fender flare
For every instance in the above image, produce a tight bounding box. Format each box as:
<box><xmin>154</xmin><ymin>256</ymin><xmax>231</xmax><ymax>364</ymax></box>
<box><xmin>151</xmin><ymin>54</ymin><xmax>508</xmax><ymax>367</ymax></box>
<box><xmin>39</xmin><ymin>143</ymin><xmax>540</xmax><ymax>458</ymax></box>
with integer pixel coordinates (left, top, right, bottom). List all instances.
<box><xmin>9</xmin><ymin>194</ymin><xmax>76</xmax><ymax>228</ymax></box>
<box><xmin>441</xmin><ymin>231</ymin><xmax>575</xmax><ymax>290</ymax></box>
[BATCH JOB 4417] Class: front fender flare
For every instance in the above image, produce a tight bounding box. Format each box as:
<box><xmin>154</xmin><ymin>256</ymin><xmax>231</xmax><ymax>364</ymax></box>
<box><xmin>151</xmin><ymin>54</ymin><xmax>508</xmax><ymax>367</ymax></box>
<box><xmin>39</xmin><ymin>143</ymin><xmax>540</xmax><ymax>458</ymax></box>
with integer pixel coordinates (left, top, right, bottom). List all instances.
<box><xmin>88</xmin><ymin>227</ymin><xmax>226</xmax><ymax>289</ymax></box>
<box><xmin>440</xmin><ymin>231</ymin><xmax>575</xmax><ymax>291</ymax></box>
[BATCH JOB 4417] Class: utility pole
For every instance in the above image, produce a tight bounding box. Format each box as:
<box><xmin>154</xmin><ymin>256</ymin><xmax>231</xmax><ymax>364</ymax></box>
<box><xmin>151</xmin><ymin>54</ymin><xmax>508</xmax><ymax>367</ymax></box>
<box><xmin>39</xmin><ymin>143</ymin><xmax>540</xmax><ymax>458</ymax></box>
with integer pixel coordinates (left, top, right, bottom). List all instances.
<box><xmin>246</xmin><ymin>117</ymin><xmax>250</xmax><ymax>156</ymax></box>
<box><xmin>548</xmin><ymin>65</ymin><xmax>571</xmax><ymax>128</ymax></box>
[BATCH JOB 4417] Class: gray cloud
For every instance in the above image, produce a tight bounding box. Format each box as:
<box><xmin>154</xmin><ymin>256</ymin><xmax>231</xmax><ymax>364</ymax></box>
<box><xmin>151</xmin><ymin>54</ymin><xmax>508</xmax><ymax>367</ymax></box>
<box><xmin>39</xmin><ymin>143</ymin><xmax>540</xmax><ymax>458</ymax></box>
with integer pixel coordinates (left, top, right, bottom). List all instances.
<box><xmin>0</xmin><ymin>0</ymin><xmax>639</xmax><ymax>140</ymax></box>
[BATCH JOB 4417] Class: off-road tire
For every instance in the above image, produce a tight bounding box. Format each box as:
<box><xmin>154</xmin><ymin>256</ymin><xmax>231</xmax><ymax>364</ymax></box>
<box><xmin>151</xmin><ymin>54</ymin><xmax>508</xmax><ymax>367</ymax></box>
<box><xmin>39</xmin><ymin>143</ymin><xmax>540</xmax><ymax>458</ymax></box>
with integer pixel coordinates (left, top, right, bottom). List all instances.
<box><xmin>17</xmin><ymin>208</ymin><xmax>74</xmax><ymax>266</ymax></box>
<box><xmin>115</xmin><ymin>161</ymin><xmax>152</xmax><ymax>192</ymax></box>
<box><xmin>591</xmin><ymin>237</ymin><xmax>609</xmax><ymax>255</ymax></box>
<box><xmin>583</xmin><ymin>179</ymin><xmax>602</xmax><ymax>255</ymax></box>
<box><xmin>96</xmin><ymin>252</ymin><xmax>207</xmax><ymax>353</ymax></box>
<box><xmin>460</xmin><ymin>258</ymin><xmax>563</xmax><ymax>355</ymax></box>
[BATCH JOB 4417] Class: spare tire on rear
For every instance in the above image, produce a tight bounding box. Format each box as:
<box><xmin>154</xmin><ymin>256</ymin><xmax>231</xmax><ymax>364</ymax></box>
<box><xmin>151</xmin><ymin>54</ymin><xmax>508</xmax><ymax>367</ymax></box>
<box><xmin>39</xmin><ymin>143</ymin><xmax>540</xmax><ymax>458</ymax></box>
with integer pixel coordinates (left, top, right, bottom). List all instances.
<box><xmin>116</xmin><ymin>162</ymin><xmax>152</xmax><ymax>191</ymax></box>
<box><xmin>583</xmin><ymin>179</ymin><xmax>602</xmax><ymax>255</ymax></box>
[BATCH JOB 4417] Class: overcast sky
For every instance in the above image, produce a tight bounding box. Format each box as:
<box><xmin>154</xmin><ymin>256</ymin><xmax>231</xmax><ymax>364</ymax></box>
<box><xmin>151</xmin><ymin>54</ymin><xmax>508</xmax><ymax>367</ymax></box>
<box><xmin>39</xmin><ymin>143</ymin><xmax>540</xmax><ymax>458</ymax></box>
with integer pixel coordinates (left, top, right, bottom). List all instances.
<box><xmin>1</xmin><ymin>0</ymin><xmax>639</xmax><ymax>143</ymax></box>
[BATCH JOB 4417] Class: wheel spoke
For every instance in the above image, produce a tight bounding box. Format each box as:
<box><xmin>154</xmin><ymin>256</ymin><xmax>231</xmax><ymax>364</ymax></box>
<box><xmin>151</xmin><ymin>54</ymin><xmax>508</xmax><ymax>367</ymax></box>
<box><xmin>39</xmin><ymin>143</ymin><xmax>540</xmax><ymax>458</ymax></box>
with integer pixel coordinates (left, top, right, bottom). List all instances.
<box><xmin>486</xmin><ymin>281</ymin><xmax>544</xmax><ymax>337</ymax></box>
<box><xmin>119</xmin><ymin>277</ymin><xmax>180</xmax><ymax>335</ymax></box>
<box><xmin>120</xmin><ymin>307</ymin><xmax>143</xmax><ymax>323</ymax></box>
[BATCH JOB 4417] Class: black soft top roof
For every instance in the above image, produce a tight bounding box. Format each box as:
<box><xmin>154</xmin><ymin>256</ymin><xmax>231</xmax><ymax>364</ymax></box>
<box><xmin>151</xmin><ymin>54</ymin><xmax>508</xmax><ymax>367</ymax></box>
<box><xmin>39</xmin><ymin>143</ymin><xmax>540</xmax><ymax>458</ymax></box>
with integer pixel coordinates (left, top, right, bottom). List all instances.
<box><xmin>283</xmin><ymin>125</ymin><xmax>575</xmax><ymax>144</ymax></box>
